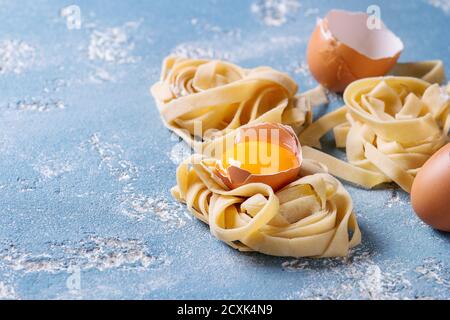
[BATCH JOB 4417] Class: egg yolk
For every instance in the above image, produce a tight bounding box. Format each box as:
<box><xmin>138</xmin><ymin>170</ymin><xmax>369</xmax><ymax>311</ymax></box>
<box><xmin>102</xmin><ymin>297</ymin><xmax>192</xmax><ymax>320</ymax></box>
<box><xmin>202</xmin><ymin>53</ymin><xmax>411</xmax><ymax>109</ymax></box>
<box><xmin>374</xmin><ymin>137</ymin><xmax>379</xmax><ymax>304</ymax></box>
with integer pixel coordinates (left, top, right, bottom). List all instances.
<box><xmin>221</xmin><ymin>140</ymin><xmax>298</xmax><ymax>175</ymax></box>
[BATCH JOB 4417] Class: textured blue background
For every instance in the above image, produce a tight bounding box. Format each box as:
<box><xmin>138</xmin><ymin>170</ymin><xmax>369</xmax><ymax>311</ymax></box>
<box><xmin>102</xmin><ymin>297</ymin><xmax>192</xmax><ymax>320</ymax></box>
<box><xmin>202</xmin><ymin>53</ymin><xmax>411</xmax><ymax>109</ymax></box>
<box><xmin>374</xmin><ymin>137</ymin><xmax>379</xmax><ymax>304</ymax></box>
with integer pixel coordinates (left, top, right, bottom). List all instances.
<box><xmin>0</xmin><ymin>0</ymin><xmax>449</xmax><ymax>300</ymax></box>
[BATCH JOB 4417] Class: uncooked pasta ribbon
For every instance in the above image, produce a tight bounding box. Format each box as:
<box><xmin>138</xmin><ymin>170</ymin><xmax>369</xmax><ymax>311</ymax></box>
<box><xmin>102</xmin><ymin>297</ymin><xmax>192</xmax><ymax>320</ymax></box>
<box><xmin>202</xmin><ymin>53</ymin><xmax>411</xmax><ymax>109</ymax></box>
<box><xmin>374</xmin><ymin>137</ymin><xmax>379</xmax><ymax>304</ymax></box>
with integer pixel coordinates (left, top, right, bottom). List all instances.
<box><xmin>389</xmin><ymin>60</ymin><xmax>447</xmax><ymax>85</ymax></box>
<box><xmin>171</xmin><ymin>155</ymin><xmax>361</xmax><ymax>258</ymax></box>
<box><xmin>300</xmin><ymin>70</ymin><xmax>450</xmax><ymax>193</ymax></box>
<box><xmin>151</xmin><ymin>56</ymin><xmax>328</xmax><ymax>151</ymax></box>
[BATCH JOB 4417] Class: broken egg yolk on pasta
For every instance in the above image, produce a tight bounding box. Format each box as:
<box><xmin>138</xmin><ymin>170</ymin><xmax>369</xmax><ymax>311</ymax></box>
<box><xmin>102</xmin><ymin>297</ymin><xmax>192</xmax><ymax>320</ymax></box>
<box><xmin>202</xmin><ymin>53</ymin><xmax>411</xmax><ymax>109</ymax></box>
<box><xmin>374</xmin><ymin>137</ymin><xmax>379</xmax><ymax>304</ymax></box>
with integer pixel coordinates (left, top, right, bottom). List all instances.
<box><xmin>220</xmin><ymin>140</ymin><xmax>299</xmax><ymax>175</ymax></box>
<box><xmin>213</xmin><ymin>123</ymin><xmax>303</xmax><ymax>191</ymax></box>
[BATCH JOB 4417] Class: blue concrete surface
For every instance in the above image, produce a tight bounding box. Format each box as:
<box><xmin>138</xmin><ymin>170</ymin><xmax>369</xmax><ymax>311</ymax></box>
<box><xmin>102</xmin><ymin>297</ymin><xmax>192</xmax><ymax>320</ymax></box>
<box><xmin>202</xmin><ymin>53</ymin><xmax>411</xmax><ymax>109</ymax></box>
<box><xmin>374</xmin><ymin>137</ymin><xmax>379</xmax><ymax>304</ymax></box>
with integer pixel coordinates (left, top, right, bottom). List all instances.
<box><xmin>0</xmin><ymin>0</ymin><xmax>449</xmax><ymax>300</ymax></box>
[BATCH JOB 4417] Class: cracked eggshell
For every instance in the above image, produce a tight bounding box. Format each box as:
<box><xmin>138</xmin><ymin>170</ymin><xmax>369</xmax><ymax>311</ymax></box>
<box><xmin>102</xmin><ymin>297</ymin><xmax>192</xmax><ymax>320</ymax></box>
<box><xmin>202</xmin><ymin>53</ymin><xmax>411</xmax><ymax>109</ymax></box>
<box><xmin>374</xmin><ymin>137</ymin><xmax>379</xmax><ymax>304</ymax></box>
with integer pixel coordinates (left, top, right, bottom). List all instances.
<box><xmin>214</xmin><ymin>123</ymin><xmax>303</xmax><ymax>191</ymax></box>
<box><xmin>307</xmin><ymin>9</ymin><xmax>404</xmax><ymax>92</ymax></box>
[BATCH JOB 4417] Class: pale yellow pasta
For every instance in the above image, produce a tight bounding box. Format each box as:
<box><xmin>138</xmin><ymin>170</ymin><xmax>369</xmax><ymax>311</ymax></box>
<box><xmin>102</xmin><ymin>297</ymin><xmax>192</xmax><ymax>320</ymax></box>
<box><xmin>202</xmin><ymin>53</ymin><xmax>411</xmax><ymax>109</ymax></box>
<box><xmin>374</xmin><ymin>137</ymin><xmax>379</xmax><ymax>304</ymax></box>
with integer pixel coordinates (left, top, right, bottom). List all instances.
<box><xmin>300</xmin><ymin>76</ymin><xmax>450</xmax><ymax>193</ymax></box>
<box><xmin>171</xmin><ymin>155</ymin><xmax>361</xmax><ymax>258</ymax></box>
<box><xmin>389</xmin><ymin>60</ymin><xmax>446</xmax><ymax>85</ymax></box>
<box><xmin>151</xmin><ymin>56</ymin><xmax>327</xmax><ymax>152</ymax></box>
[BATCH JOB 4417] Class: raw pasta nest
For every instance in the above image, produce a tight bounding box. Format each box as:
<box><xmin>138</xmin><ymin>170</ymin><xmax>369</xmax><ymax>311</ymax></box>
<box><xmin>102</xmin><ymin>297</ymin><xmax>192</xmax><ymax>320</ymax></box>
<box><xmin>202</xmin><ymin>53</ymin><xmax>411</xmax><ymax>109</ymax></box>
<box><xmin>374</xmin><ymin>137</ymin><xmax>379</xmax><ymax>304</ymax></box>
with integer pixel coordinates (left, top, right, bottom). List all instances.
<box><xmin>150</xmin><ymin>56</ymin><xmax>327</xmax><ymax>151</ymax></box>
<box><xmin>300</xmin><ymin>76</ymin><xmax>450</xmax><ymax>193</ymax></box>
<box><xmin>171</xmin><ymin>155</ymin><xmax>361</xmax><ymax>258</ymax></box>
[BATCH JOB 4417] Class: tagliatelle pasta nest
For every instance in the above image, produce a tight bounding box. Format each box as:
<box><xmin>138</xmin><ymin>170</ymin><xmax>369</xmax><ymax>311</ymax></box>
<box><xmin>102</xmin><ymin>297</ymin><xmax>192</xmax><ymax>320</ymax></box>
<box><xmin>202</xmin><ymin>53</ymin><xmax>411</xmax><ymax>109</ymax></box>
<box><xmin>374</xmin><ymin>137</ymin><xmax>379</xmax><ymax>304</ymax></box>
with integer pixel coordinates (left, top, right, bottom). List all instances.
<box><xmin>300</xmin><ymin>76</ymin><xmax>450</xmax><ymax>193</ymax></box>
<box><xmin>151</xmin><ymin>56</ymin><xmax>327</xmax><ymax>151</ymax></box>
<box><xmin>171</xmin><ymin>155</ymin><xmax>361</xmax><ymax>258</ymax></box>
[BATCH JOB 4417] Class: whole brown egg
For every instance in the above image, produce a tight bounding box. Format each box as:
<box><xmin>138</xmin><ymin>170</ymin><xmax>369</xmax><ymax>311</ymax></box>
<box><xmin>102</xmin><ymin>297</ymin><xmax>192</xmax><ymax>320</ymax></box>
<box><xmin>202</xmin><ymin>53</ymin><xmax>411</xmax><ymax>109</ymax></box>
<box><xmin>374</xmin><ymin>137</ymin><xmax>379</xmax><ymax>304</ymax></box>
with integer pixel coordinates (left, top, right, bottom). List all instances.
<box><xmin>411</xmin><ymin>143</ymin><xmax>450</xmax><ymax>232</ymax></box>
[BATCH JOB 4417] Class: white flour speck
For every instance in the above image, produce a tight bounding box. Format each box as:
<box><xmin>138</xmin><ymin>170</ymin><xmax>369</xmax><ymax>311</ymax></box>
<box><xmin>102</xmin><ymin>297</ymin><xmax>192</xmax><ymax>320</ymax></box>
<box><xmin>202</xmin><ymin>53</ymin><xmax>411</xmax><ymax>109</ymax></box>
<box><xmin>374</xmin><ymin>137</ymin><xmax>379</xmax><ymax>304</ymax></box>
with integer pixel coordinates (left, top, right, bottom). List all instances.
<box><xmin>33</xmin><ymin>159</ymin><xmax>73</xmax><ymax>179</ymax></box>
<box><xmin>172</xmin><ymin>35</ymin><xmax>302</xmax><ymax>63</ymax></box>
<box><xmin>169</xmin><ymin>142</ymin><xmax>193</xmax><ymax>165</ymax></box>
<box><xmin>88</xmin><ymin>22</ymin><xmax>140</xmax><ymax>64</ymax></box>
<box><xmin>88</xmin><ymin>133</ymin><xmax>139</xmax><ymax>182</ymax></box>
<box><xmin>385</xmin><ymin>190</ymin><xmax>408</xmax><ymax>208</ymax></box>
<box><xmin>324</xmin><ymin>89</ymin><xmax>341</xmax><ymax>104</ymax></box>
<box><xmin>416</xmin><ymin>257</ymin><xmax>450</xmax><ymax>288</ymax></box>
<box><xmin>171</xmin><ymin>43</ymin><xmax>231</xmax><ymax>60</ymax></box>
<box><xmin>291</xmin><ymin>61</ymin><xmax>310</xmax><ymax>78</ymax></box>
<box><xmin>7</xmin><ymin>98</ymin><xmax>65</xmax><ymax>112</ymax></box>
<box><xmin>89</xmin><ymin>67</ymin><xmax>116</xmax><ymax>83</ymax></box>
<box><xmin>190</xmin><ymin>18</ymin><xmax>241</xmax><ymax>38</ymax></box>
<box><xmin>120</xmin><ymin>193</ymin><xmax>190</xmax><ymax>226</ymax></box>
<box><xmin>251</xmin><ymin>0</ymin><xmax>301</xmax><ymax>26</ymax></box>
<box><xmin>16</xmin><ymin>178</ymin><xmax>38</xmax><ymax>192</ymax></box>
<box><xmin>426</xmin><ymin>0</ymin><xmax>450</xmax><ymax>14</ymax></box>
<box><xmin>293</xmin><ymin>61</ymin><xmax>310</xmax><ymax>76</ymax></box>
<box><xmin>359</xmin><ymin>265</ymin><xmax>384</xmax><ymax>299</ymax></box>
<box><xmin>288</xmin><ymin>60</ymin><xmax>316</xmax><ymax>86</ymax></box>
<box><xmin>0</xmin><ymin>282</ymin><xmax>17</xmax><ymax>300</ymax></box>
<box><xmin>0</xmin><ymin>40</ymin><xmax>36</xmax><ymax>74</ymax></box>
<box><xmin>304</xmin><ymin>8</ymin><xmax>319</xmax><ymax>17</ymax></box>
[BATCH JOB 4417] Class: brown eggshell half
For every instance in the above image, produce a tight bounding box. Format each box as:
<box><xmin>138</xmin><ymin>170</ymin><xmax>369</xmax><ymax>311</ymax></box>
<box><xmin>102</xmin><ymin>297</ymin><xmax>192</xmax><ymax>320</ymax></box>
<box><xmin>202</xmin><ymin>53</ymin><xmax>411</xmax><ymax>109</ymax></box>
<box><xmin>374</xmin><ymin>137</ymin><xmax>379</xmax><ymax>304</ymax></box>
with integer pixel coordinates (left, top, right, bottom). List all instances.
<box><xmin>411</xmin><ymin>143</ymin><xmax>450</xmax><ymax>232</ymax></box>
<box><xmin>307</xmin><ymin>9</ymin><xmax>404</xmax><ymax>92</ymax></box>
<box><xmin>214</xmin><ymin>123</ymin><xmax>303</xmax><ymax>191</ymax></box>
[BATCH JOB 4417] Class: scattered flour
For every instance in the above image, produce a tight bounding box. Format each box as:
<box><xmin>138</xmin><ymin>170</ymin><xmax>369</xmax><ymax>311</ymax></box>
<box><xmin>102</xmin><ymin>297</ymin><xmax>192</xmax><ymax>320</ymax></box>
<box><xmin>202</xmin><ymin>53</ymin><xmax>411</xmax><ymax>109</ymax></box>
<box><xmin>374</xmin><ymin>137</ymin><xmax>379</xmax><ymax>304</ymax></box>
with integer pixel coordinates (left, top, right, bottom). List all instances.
<box><xmin>86</xmin><ymin>133</ymin><xmax>189</xmax><ymax>226</ymax></box>
<box><xmin>358</xmin><ymin>264</ymin><xmax>411</xmax><ymax>300</ymax></box>
<box><xmin>426</xmin><ymin>0</ymin><xmax>450</xmax><ymax>14</ymax></box>
<box><xmin>304</xmin><ymin>8</ymin><xmax>320</xmax><ymax>17</ymax></box>
<box><xmin>292</xmin><ymin>61</ymin><xmax>310</xmax><ymax>77</ymax></box>
<box><xmin>43</xmin><ymin>78</ymin><xmax>68</xmax><ymax>94</ymax></box>
<box><xmin>251</xmin><ymin>0</ymin><xmax>301</xmax><ymax>26</ymax></box>
<box><xmin>0</xmin><ymin>235</ymin><xmax>168</xmax><ymax>273</ymax></box>
<box><xmin>16</xmin><ymin>178</ymin><xmax>38</xmax><ymax>192</ymax></box>
<box><xmin>7</xmin><ymin>98</ymin><xmax>65</xmax><ymax>112</ymax></box>
<box><xmin>385</xmin><ymin>190</ymin><xmax>408</xmax><ymax>208</ymax></box>
<box><xmin>415</xmin><ymin>257</ymin><xmax>450</xmax><ymax>288</ymax></box>
<box><xmin>0</xmin><ymin>282</ymin><xmax>17</xmax><ymax>300</ymax></box>
<box><xmin>324</xmin><ymin>89</ymin><xmax>342</xmax><ymax>105</ymax></box>
<box><xmin>120</xmin><ymin>193</ymin><xmax>190</xmax><ymax>226</ymax></box>
<box><xmin>0</xmin><ymin>40</ymin><xmax>36</xmax><ymax>74</ymax></box>
<box><xmin>172</xmin><ymin>43</ymin><xmax>231</xmax><ymax>60</ymax></box>
<box><xmin>169</xmin><ymin>142</ymin><xmax>193</xmax><ymax>165</ymax></box>
<box><xmin>89</xmin><ymin>67</ymin><xmax>116</xmax><ymax>83</ymax></box>
<box><xmin>33</xmin><ymin>159</ymin><xmax>73</xmax><ymax>179</ymax></box>
<box><xmin>282</xmin><ymin>247</ymin><xmax>413</xmax><ymax>300</ymax></box>
<box><xmin>88</xmin><ymin>133</ymin><xmax>139</xmax><ymax>182</ymax></box>
<box><xmin>287</xmin><ymin>60</ymin><xmax>315</xmax><ymax>86</ymax></box>
<box><xmin>171</xmin><ymin>35</ymin><xmax>303</xmax><ymax>62</ymax></box>
<box><xmin>88</xmin><ymin>22</ymin><xmax>140</xmax><ymax>64</ymax></box>
<box><xmin>283</xmin><ymin>247</ymin><xmax>450</xmax><ymax>299</ymax></box>
<box><xmin>190</xmin><ymin>18</ymin><xmax>241</xmax><ymax>38</ymax></box>
<box><xmin>1</xmin><ymin>79</ymin><xmax>70</xmax><ymax>114</ymax></box>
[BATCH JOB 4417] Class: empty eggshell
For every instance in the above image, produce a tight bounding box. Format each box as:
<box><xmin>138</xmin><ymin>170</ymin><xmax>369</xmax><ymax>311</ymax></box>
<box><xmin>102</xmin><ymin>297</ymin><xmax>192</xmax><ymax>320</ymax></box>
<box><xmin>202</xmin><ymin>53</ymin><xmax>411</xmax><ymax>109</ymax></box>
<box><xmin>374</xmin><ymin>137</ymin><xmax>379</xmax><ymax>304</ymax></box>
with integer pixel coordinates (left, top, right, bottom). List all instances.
<box><xmin>214</xmin><ymin>123</ymin><xmax>303</xmax><ymax>191</ymax></box>
<box><xmin>411</xmin><ymin>143</ymin><xmax>450</xmax><ymax>232</ymax></box>
<box><xmin>307</xmin><ymin>9</ymin><xmax>404</xmax><ymax>92</ymax></box>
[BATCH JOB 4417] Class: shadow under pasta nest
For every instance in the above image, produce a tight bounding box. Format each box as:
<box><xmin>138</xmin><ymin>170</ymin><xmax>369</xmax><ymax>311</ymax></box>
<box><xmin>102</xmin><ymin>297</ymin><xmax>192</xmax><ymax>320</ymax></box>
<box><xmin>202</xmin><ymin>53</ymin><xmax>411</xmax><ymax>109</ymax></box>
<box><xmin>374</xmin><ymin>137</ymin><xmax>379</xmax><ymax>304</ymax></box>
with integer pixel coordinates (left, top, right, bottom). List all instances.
<box><xmin>202</xmin><ymin>222</ymin><xmax>383</xmax><ymax>272</ymax></box>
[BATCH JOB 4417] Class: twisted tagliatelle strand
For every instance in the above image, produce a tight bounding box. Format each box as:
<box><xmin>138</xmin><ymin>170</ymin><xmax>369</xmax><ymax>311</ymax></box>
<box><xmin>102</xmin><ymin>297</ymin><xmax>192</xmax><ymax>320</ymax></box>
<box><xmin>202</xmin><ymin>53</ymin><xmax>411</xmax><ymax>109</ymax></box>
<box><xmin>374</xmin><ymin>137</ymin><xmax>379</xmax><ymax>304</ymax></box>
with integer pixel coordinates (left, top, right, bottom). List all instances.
<box><xmin>151</xmin><ymin>56</ymin><xmax>328</xmax><ymax>151</ymax></box>
<box><xmin>171</xmin><ymin>155</ymin><xmax>361</xmax><ymax>258</ymax></box>
<box><xmin>300</xmin><ymin>73</ymin><xmax>450</xmax><ymax>193</ymax></box>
